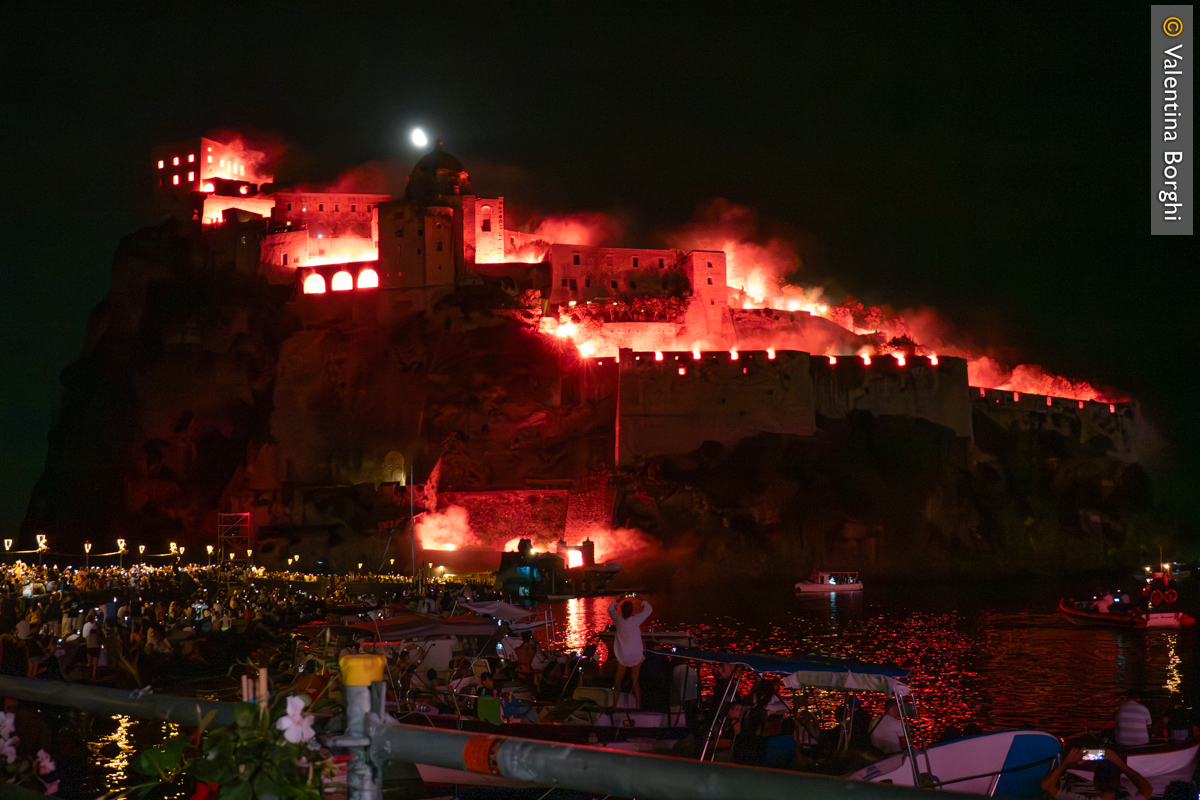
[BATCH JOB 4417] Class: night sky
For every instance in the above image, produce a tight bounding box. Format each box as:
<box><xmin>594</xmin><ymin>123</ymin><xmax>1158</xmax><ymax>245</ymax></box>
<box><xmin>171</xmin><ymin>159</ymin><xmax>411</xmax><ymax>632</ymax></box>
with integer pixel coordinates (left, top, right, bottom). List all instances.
<box><xmin>1</xmin><ymin>5</ymin><xmax>1195</xmax><ymax>535</ymax></box>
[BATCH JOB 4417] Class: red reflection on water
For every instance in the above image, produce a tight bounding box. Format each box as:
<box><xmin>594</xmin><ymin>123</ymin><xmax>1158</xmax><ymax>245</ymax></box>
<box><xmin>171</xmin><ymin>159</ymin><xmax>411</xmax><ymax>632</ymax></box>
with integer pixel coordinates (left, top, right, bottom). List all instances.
<box><xmin>545</xmin><ymin>591</ymin><xmax>1190</xmax><ymax>743</ymax></box>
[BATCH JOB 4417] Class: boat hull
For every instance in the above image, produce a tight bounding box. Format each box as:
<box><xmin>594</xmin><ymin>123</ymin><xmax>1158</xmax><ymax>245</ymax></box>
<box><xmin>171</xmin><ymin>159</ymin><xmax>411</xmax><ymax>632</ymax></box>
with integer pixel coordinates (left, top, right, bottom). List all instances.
<box><xmin>1058</xmin><ymin>599</ymin><xmax>1196</xmax><ymax>629</ymax></box>
<box><xmin>852</xmin><ymin>730</ymin><xmax>1062</xmax><ymax>797</ymax></box>
<box><xmin>795</xmin><ymin>581</ymin><xmax>863</xmax><ymax>593</ymax></box>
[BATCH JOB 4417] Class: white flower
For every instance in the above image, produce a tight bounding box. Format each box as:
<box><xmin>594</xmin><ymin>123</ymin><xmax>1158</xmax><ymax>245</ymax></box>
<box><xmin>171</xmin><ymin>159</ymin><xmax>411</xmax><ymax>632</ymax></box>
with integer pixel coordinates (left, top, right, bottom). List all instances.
<box><xmin>274</xmin><ymin>695</ymin><xmax>316</xmax><ymax>744</ymax></box>
<box><xmin>36</xmin><ymin>749</ymin><xmax>56</xmax><ymax>775</ymax></box>
<box><xmin>0</xmin><ymin>712</ymin><xmax>14</xmax><ymax>740</ymax></box>
<box><xmin>0</xmin><ymin>736</ymin><xmax>18</xmax><ymax>764</ymax></box>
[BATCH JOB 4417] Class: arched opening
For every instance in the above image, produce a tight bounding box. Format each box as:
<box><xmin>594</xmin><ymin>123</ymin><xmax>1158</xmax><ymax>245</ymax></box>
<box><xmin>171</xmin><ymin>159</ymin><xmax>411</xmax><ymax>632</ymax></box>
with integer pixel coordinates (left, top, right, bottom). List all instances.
<box><xmin>331</xmin><ymin>271</ymin><xmax>353</xmax><ymax>291</ymax></box>
<box><xmin>302</xmin><ymin>273</ymin><xmax>326</xmax><ymax>294</ymax></box>
<box><xmin>356</xmin><ymin>268</ymin><xmax>379</xmax><ymax>289</ymax></box>
<box><xmin>481</xmin><ymin>205</ymin><xmax>491</xmax><ymax>232</ymax></box>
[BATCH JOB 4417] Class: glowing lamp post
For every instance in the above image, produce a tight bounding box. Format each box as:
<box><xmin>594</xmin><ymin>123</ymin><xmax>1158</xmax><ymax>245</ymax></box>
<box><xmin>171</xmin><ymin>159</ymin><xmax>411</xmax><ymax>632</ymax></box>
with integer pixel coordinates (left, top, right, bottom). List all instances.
<box><xmin>117</xmin><ymin>538</ymin><xmax>127</xmax><ymax>568</ymax></box>
<box><xmin>179</xmin><ymin>546</ymin><xmax>186</xmax><ymax>565</ymax></box>
<box><xmin>84</xmin><ymin>541</ymin><xmax>92</xmax><ymax>569</ymax></box>
<box><xmin>207</xmin><ymin>544</ymin><xmax>214</xmax><ymax>565</ymax></box>
<box><xmin>138</xmin><ymin>544</ymin><xmax>145</xmax><ymax>563</ymax></box>
<box><xmin>36</xmin><ymin>534</ymin><xmax>48</xmax><ymax>566</ymax></box>
<box><xmin>3</xmin><ymin>539</ymin><xmax>10</xmax><ymax>553</ymax></box>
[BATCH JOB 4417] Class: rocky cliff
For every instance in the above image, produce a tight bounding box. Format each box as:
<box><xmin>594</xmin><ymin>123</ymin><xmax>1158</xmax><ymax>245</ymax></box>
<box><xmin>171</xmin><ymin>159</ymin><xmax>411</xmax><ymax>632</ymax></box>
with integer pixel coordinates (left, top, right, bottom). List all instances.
<box><xmin>20</xmin><ymin>222</ymin><xmax>1171</xmax><ymax>578</ymax></box>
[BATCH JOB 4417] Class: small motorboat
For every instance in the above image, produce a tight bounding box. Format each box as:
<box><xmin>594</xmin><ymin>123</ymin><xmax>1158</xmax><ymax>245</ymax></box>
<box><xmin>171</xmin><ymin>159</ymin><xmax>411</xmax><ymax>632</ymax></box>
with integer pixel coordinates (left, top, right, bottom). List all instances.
<box><xmin>1057</xmin><ymin>599</ymin><xmax>1196</xmax><ymax>629</ymax></box>
<box><xmin>796</xmin><ymin>571</ymin><xmax>863</xmax><ymax>593</ymax></box>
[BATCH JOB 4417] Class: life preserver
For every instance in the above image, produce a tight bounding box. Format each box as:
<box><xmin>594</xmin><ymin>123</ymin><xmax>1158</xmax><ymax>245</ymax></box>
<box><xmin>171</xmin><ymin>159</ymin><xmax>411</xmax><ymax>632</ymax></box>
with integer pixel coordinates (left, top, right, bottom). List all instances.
<box><xmin>1165</xmin><ymin>589</ymin><xmax>1179</xmax><ymax>604</ymax></box>
<box><xmin>1150</xmin><ymin>590</ymin><xmax>1164</xmax><ymax>605</ymax></box>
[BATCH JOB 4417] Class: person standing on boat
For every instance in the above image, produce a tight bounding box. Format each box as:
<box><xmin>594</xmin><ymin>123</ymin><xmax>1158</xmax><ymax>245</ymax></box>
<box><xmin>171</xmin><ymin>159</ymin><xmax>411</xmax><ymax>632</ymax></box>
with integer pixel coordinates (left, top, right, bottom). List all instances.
<box><xmin>608</xmin><ymin>596</ymin><xmax>653</xmax><ymax>708</ymax></box>
<box><xmin>1040</xmin><ymin>749</ymin><xmax>1152</xmax><ymax>800</ymax></box>
<box><xmin>1115</xmin><ymin>697</ymin><xmax>1154</xmax><ymax>746</ymax></box>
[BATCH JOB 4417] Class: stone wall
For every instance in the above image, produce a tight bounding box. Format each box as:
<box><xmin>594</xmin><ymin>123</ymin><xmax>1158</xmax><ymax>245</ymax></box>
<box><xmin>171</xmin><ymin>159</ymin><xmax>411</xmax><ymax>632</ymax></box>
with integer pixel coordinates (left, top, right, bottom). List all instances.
<box><xmin>617</xmin><ymin>348</ymin><xmax>816</xmax><ymax>465</ymax></box>
<box><xmin>812</xmin><ymin>354</ymin><xmax>973</xmax><ymax>439</ymax></box>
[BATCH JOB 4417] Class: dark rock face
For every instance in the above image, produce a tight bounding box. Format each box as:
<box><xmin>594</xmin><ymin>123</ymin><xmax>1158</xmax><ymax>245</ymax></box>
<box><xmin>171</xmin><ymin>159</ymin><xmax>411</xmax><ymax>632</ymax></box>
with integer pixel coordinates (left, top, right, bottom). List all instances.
<box><xmin>21</xmin><ymin>222</ymin><xmax>1168</xmax><ymax>578</ymax></box>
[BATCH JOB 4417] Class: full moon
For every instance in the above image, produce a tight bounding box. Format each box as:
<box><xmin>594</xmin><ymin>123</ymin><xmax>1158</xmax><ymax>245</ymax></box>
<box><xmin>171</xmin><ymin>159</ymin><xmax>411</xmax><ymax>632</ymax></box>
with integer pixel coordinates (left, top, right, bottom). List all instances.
<box><xmin>410</xmin><ymin>128</ymin><xmax>428</xmax><ymax>148</ymax></box>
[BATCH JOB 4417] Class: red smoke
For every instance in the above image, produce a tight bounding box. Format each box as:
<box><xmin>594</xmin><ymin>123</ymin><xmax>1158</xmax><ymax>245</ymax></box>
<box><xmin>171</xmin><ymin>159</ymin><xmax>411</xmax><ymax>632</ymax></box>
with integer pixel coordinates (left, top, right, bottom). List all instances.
<box><xmin>204</xmin><ymin>129</ymin><xmax>286</xmax><ymax>186</ymax></box>
<box><xmin>658</xmin><ymin>199</ymin><xmax>1125</xmax><ymax>402</ymax></box>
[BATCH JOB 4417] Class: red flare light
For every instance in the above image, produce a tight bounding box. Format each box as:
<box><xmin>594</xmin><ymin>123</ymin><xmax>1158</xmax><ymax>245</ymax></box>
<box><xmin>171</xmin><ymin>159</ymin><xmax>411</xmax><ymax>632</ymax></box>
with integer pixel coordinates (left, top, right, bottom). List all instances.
<box><xmin>829</xmin><ymin>356</ymin><xmax>837</xmax><ymax>365</ymax></box>
<box><xmin>692</xmin><ymin>347</ymin><xmax>701</xmax><ymax>360</ymax></box>
<box><xmin>730</xmin><ymin>349</ymin><xmax>739</xmax><ymax>360</ymax></box>
<box><xmin>655</xmin><ymin>351</ymin><xmax>663</xmax><ymax>361</ymax></box>
<box><xmin>767</xmin><ymin>347</ymin><xmax>776</xmax><ymax>359</ymax></box>
<box><xmin>302</xmin><ymin>274</ymin><xmax>326</xmax><ymax>294</ymax></box>
<box><xmin>895</xmin><ymin>353</ymin><xmax>906</xmax><ymax>366</ymax></box>
<box><xmin>567</xmin><ymin>550</ymin><xmax>583</xmax><ymax>569</ymax></box>
<box><xmin>331</xmin><ymin>271</ymin><xmax>353</xmax><ymax>291</ymax></box>
<box><xmin>929</xmin><ymin>354</ymin><xmax>939</xmax><ymax>366</ymax></box>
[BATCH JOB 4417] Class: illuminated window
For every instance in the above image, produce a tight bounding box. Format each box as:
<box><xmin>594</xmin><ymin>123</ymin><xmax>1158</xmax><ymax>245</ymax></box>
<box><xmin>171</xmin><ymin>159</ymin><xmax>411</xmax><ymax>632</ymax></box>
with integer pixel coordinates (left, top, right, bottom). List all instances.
<box><xmin>157</xmin><ymin>160</ymin><xmax>164</xmax><ymax>169</ymax></box>
<box><xmin>357</xmin><ymin>268</ymin><xmax>379</xmax><ymax>289</ymax></box>
<box><xmin>302</xmin><ymin>205</ymin><xmax>307</xmax><ymax>212</ymax></box>
<box><xmin>207</xmin><ymin>155</ymin><xmax>212</xmax><ymax>163</ymax></box>
<box><xmin>173</xmin><ymin>175</ymin><xmax>179</xmax><ymax>185</ymax></box>
<box><xmin>240</xmin><ymin>165</ymin><xmax>245</xmax><ymax>175</ymax></box>
<box><xmin>573</xmin><ymin>253</ymin><xmax>580</xmax><ymax>265</ymax></box>
<box><xmin>172</xmin><ymin>156</ymin><xmax>179</xmax><ymax>166</ymax></box>
<box><xmin>188</xmin><ymin>171</ymin><xmax>194</xmax><ymax>182</ymax></box>
<box><xmin>302</xmin><ymin>274</ymin><xmax>326</xmax><ymax>294</ymax></box>
<box><xmin>188</xmin><ymin>154</ymin><xmax>195</xmax><ymax>162</ymax></box>
<box><xmin>220</xmin><ymin>159</ymin><xmax>225</xmax><ymax>167</ymax></box>
<box><xmin>331</xmin><ymin>271</ymin><xmax>353</xmax><ymax>291</ymax></box>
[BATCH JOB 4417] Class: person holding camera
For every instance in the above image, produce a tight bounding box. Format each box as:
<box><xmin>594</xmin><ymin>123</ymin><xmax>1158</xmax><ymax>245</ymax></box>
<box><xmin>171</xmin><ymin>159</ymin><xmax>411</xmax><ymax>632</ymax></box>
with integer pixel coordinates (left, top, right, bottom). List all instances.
<box><xmin>1040</xmin><ymin>748</ymin><xmax>1152</xmax><ymax>800</ymax></box>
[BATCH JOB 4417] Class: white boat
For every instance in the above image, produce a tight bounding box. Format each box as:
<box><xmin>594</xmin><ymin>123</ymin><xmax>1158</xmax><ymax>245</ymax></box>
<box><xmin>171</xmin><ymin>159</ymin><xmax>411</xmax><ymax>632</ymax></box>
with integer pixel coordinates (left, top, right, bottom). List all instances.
<box><xmin>853</xmin><ymin>729</ymin><xmax>1063</xmax><ymax>796</ymax></box>
<box><xmin>795</xmin><ymin>571</ymin><xmax>863</xmax><ymax>592</ymax></box>
<box><xmin>667</xmin><ymin>647</ymin><xmax>1060</xmax><ymax>797</ymax></box>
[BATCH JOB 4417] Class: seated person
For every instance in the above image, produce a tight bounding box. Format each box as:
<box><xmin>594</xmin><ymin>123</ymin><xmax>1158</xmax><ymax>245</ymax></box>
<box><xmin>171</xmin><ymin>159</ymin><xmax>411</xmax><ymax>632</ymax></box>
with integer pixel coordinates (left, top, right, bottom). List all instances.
<box><xmin>869</xmin><ymin>700</ymin><xmax>906</xmax><ymax>754</ymax></box>
<box><xmin>1040</xmin><ymin>749</ymin><xmax>1151</xmax><ymax>800</ymax></box>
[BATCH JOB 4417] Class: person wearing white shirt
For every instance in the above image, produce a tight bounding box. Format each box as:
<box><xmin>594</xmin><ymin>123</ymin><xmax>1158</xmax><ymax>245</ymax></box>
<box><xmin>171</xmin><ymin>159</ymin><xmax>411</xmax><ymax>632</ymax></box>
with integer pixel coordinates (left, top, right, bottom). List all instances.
<box><xmin>607</xmin><ymin>597</ymin><xmax>653</xmax><ymax>708</ymax></box>
<box><xmin>869</xmin><ymin>700</ymin><xmax>907</xmax><ymax>754</ymax></box>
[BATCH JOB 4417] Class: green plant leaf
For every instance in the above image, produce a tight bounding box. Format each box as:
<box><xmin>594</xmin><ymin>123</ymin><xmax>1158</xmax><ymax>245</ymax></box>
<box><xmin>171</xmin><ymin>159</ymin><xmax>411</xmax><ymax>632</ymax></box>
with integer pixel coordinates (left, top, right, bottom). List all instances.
<box><xmin>253</xmin><ymin>770</ymin><xmax>281</xmax><ymax>800</ymax></box>
<box><xmin>232</xmin><ymin>702</ymin><xmax>258</xmax><ymax>729</ymax></box>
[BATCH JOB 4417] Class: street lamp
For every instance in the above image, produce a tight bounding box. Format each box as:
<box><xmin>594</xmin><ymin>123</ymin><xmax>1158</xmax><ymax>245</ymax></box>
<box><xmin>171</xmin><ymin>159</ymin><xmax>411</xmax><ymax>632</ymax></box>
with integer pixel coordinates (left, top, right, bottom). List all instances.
<box><xmin>179</xmin><ymin>546</ymin><xmax>186</xmax><ymax>565</ymax></box>
<box><xmin>84</xmin><ymin>540</ymin><xmax>92</xmax><ymax>569</ymax></box>
<box><xmin>139</xmin><ymin>544</ymin><xmax>146</xmax><ymax>564</ymax></box>
<box><xmin>3</xmin><ymin>540</ymin><xmax>11</xmax><ymax>552</ymax></box>
<box><xmin>207</xmin><ymin>544</ymin><xmax>213</xmax><ymax>565</ymax></box>
<box><xmin>36</xmin><ymin>534</ymin><xmax>47</xmax><ymax>566</ymax></box>
<box><xmin>117</xmin><ymin>538</ymin><xmax>127</xmax><ymax>569</ymax></box>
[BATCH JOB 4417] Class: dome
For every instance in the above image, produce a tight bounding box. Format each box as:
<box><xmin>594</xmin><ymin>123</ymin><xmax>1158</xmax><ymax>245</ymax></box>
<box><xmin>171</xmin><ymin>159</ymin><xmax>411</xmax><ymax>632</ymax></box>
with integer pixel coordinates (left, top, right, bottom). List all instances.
<box><xmin>405</xmin><ymin>140</ymin><xmax>472</xmax><ymax>204</ymax></box>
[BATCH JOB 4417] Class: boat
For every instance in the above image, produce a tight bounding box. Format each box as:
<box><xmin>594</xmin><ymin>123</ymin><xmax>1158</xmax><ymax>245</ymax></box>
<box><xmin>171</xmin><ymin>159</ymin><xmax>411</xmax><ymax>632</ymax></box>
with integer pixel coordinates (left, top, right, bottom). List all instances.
<box><xmin>795</xmin><ymin>571</ymin><xmax>863</xmax><ymax>593</ymax></box>
<box><xmin>660</xmin><ymin>647</ymin><xmax>1062</xmax><ymax>797</ymax></box>
<box><xmin>1057</xmin><ymin>598</ymin><xmax>1196</xmax><ymax>629</ymax></box>
<box><xmin>1064</xmin><ymin>737</ymin><xmax>1200</xmax><ymax>798</ymax></box>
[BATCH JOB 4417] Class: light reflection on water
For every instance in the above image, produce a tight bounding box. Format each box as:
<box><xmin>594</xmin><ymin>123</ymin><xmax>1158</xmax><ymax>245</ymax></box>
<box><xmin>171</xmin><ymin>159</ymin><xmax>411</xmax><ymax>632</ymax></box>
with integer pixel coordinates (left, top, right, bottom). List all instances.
<box><xmin>546</xmin><ymin>582</ymin><xmax>1195</xmax><ymax>742</ymax></box>
<box><xmin>86</xmin><ymin>715</ymin><xmax>185</xmax><ymax>798</ymax></box>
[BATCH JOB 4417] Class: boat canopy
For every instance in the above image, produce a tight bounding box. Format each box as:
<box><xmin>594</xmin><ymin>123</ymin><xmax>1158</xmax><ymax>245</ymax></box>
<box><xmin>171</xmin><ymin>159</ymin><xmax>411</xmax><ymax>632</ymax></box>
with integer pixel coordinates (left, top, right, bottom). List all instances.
<box><xmin>460</xmin><ymin>600</ymin><xmax>545</xmax><ymax>621</ymax></box>
<box><xmin>655</xmin><ymin>646</ymin><xmax>912</xmax><ymax>697</ymax></box>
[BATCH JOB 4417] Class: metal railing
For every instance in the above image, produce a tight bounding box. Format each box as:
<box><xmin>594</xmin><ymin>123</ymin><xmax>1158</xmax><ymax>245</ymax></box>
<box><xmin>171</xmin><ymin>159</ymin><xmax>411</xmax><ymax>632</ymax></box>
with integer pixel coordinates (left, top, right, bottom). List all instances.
<box><xmin>0</xmin><ymin>675</ymin><xmax>985</xmax><ymax>800</ymax></box>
